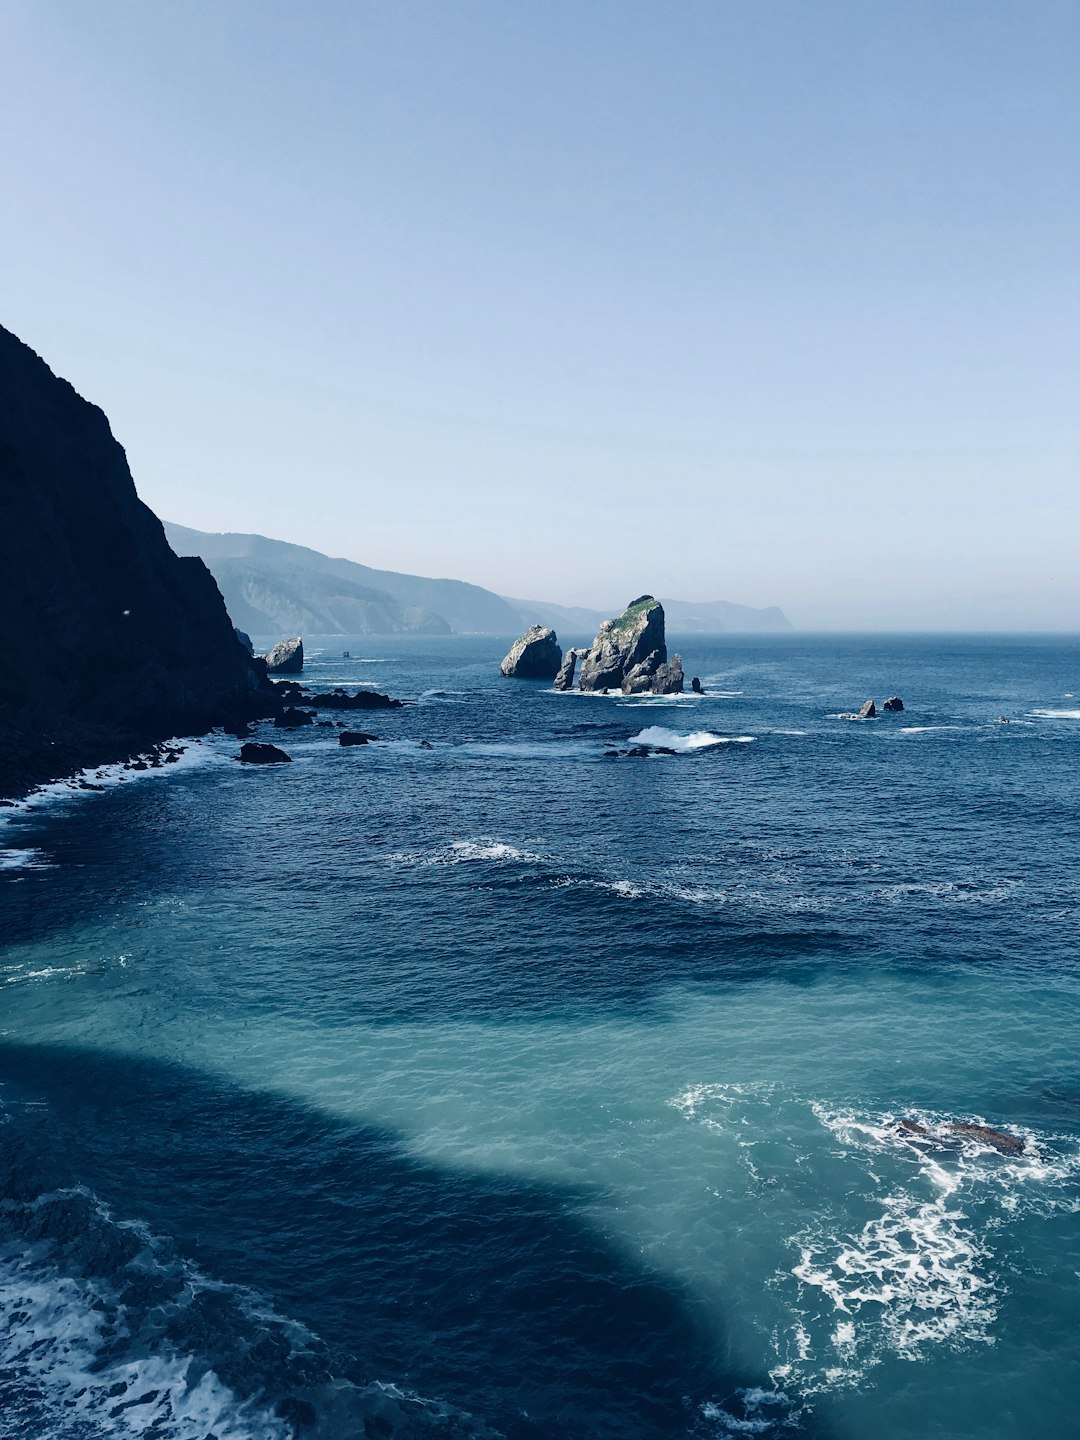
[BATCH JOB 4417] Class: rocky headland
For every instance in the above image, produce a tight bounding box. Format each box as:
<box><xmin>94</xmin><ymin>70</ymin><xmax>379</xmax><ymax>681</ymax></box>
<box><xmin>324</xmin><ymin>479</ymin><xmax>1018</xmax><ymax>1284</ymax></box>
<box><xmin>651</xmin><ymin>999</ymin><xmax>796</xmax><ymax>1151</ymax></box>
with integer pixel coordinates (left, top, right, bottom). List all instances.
<box><xmin>0</xmin><ymin>322</ymin><xmax>279</xmax><ymax>798</ymax></box>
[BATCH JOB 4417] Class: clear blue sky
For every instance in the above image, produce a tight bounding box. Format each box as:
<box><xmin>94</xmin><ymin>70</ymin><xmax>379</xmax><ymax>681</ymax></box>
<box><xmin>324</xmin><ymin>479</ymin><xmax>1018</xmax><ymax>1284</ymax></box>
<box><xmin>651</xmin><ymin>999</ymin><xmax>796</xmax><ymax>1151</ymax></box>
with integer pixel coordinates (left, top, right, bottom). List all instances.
<box><xmin>2</xmin><ymin>1</ymin><xmax>1077</xmax><ymax>628</ymax></box>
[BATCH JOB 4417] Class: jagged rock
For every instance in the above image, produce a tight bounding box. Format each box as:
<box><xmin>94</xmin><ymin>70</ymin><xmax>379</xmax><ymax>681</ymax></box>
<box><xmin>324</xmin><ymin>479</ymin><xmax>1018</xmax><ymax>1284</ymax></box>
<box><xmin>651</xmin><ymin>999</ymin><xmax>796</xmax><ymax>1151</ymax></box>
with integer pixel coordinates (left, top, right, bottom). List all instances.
<box><xmin>883</xmin><ymin>696</ymin><xmax>904</xmax><ymax>712</ymax></box>
<box><xmin>234</xmin><ymin>627</ymin><xmax>255</xmax><ymax>656</ymax></box>
<box><xmin>858</xmin><ymin>700</ymin><xmax>877</xmax><ymax>718</ymax></box>
<box><xmin>264</xmin><ymin>636</ymin><xmax>304</xmax><ymax>674</ymax></box>
<box><xmin>339</xmin><ymin>731</ymin><xmax>377</xmax><ymax>746</ymax></box>
<box><xmin>576</xmin><ymin>597</ymin><xmax>684</xmax><ymax>695</ymax></box>
<box><xmin>653</xmin><ymin>654</ymin><xmax>684</xmax><ymax>695</ymax></box>
<box><xmin>554</xmin><ymin>648</ymin><xmax>586</xmax><ymax>691</ymax></box>
<box><xmin>500</xmin><ymin>625</ymin><xmax>562</xmax><ymax>679</ymax></box>
<box><xmin>274</xmin><ymin>707</ymin><xmax>315</xmax><ymax>729</ymax></box>
<box><xmin>691</xmin><ymin>676</ymin><xmax>703</xmax><ymax>694</ymax></box>
<box><xmin>307</xmin><ymin>689</ymin><xmax>403</xmax><ymax>711</ymax></box>
<box><xmin>239</xmin><ymin>742</ymin><xmax>291</xmax><ymax>764</ymax></box>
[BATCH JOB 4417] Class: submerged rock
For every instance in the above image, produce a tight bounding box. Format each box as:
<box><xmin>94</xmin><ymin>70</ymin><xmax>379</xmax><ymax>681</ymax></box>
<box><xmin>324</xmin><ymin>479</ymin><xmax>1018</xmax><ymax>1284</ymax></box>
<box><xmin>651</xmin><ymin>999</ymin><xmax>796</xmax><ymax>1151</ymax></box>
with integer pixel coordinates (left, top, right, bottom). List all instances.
<box><xmin>576</xmin><ymin>597</ymin><xmax>684</xmax><ymax>695</ymax></box>
<box><xmin>239</xmin><ymin>741</ymin><xmax>291</xmax><ymax>764</ymax></box>
<box><xmin>264</xmin><ymin>636</ymin><xmax>304</xmax><ymax>674</ymax></box>
<box><xmin>882</xmin><ymin>696</ymin><xmax>904</xmax><ymax>712</ymax></box>
<box><xmin>339</xmin><ymin>731</ymin><xmax>377</xmax><ymax>746</ymax></box>
<box><xmin>500</xmin><ymin>625</ymin><xmax>563</xmax><ymax>679</ymax></box>
<box><xmin>897</xmin><ymin>1117</ymin><xmax>1025</xmax><ymax>1155</ymax></box>
<box><xmin>945</xmin><ymin>1122</ymin><xmax>1025</xmax><ymax>1155</ymax></box>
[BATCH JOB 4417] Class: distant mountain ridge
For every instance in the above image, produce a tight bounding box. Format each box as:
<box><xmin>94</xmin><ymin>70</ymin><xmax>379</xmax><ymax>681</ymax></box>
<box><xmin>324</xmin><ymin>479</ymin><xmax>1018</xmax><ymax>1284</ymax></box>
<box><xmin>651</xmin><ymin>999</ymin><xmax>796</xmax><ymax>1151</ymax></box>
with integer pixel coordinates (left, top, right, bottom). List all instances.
<box><xmin>165</xmin><ymin>523</ymin><xmax>791</xmax><ymax>636</ymax></box>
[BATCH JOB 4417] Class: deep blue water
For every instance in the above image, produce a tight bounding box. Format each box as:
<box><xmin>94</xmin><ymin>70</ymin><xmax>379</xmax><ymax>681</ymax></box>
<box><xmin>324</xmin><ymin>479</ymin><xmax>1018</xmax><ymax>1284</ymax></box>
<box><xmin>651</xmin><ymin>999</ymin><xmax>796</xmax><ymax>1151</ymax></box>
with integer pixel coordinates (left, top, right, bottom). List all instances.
<box><xmin>1</xmin><ymin>633</ymin><xmax>1079</xmax><ymax>1440</ymax></box>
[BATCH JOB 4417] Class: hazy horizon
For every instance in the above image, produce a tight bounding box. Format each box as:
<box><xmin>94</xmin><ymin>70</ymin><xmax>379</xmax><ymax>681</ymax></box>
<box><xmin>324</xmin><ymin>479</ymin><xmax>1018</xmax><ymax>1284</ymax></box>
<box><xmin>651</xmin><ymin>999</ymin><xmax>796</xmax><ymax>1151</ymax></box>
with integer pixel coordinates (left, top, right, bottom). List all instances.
<box><xmin>2</xmin><ymin>2</ymin><xmax>1077</xmax><ymax>631</ymax></box>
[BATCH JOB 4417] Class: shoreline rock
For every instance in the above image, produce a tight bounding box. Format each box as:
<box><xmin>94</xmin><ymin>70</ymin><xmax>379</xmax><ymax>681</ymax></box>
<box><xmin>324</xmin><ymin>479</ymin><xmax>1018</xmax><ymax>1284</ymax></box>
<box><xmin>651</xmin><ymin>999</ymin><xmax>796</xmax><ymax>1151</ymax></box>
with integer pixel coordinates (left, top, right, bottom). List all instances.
<box><xmin>239</xmin><ymin>741</ymin><xmax>292</xmax><ymax>765</ymax></box>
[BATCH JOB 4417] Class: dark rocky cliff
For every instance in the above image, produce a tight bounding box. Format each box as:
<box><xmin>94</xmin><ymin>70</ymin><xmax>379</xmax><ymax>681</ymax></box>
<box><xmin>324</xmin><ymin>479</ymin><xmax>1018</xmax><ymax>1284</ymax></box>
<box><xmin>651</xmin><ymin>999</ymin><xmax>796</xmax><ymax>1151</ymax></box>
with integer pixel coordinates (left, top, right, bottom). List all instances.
<box><xmin>0</xmin><ymin>323</ymin><xmax>270</xmax><ymax>796</ymax></box>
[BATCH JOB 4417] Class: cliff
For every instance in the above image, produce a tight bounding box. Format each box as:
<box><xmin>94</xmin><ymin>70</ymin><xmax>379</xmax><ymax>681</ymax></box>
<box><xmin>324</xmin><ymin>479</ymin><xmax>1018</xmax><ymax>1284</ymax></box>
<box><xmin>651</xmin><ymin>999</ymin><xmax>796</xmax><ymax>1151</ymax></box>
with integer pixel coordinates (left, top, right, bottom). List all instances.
<box><xmin>0</xmin><ymin>324</ymin><xmax>270</xmax><ymax>796</ymax></box>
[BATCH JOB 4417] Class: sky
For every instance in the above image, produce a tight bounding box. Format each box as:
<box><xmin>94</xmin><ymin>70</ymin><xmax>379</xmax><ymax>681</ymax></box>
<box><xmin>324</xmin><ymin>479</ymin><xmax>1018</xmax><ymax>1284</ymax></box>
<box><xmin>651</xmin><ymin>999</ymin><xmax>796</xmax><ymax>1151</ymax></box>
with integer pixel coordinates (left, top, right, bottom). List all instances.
<box><xmin>1</xmin><ymin>1</ymin><xmax>1077</xmax><ymax>629</ymax></box>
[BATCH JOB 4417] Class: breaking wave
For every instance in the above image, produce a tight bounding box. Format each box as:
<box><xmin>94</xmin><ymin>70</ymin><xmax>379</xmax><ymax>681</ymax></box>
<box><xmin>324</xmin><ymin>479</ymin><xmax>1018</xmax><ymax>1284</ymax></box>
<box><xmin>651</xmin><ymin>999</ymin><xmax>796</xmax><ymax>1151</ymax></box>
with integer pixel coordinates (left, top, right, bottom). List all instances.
<box><xmin>627</xmin><ymin>726</ymin><xmax>755</xmax><ymax>752</ymax></box>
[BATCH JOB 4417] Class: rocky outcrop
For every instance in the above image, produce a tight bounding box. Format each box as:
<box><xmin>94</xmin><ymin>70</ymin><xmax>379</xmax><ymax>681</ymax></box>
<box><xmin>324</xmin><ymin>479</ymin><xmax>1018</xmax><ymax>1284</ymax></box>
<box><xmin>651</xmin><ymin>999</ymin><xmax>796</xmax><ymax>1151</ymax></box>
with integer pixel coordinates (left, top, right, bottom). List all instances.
<box><xmin>264</xmin><ymin>636</ymin><xmax>304</xmax><ymax>674</ymax></box>
<box><xmin>883</xmin><ymin>696</ymin><xmax>904</xmax><ymax>712</ymax></box>
<box><xmin>858</xmin><ymin>700</ymin><xmax>877</xmax><ymax>718</ymax></box>
<box><xmin>273</xmin><ymin>707</ymin><xmax>315</xmax><ymax>729</ymax></box>
<box><xmin>898</xmin><ymin>1117</ymin><xmax>1024</xmax><ymax>1156</ymax></box>
<box><xmin>554</xmin><ymin>648</ymin><xmax>586</xmax><ymax>691</ymax></box>
<box><xmin>339</xmin><ymin>731</ymin><xmax>377</xmax><ymax>746</ymax></box>
<box><xmin>307</xmin><ymin>689</ymin><xmax>404</xmax><ymax>711</ymax></box>
<box><xmin>0</xmin><ymin>322</ymin><xmax>273</xmax><ymax>798</ymax></box>
<box><xmin>239</xmin><ymin>741</ymin><xmax>291</xmax><ymax>764</ymax></box>
<box><xmin>576</xmin><ymin>597</ymin><xmax>684</xmax><ymax>695</ymax></box>
<box><xmin>499</xmin><ymin>625</ymin><xmax>562</xmax><ymax>679</ymax></box>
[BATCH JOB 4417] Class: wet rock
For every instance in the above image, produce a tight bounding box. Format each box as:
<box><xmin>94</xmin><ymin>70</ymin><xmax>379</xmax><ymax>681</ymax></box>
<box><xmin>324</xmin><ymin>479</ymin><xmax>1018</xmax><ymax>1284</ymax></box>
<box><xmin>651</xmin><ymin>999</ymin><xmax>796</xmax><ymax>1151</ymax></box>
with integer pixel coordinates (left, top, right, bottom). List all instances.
<box><xmin>239</xmin><ymin>742</ymin><xmax>291</xmax><ymax>764</ymax></box>
<box><xmin>882</xmin><ymin>696</ymin><xmax>904</xmax><ymax>712</ymax></box>
<box><xmin>944</xmin><ymin>1122</ymin><xmax>1025</xmax><ymax>1155</ymax></box>
<box><xmin>691</xmin><ymin>676</ymin><xmax>703</xmax><ymax>694</ymax></box>
<box><xmin>274</xmin><ymin>707</ymin><xmax>315</xmax><ymax>729</ymax></box>
<box><xmin>499</xmin><ymin>625</ymin><xmax>563</xmax><ymax>679</ymax></box>
<box><xmin>264</xmin><ymin>636</ymin><xmax>304</xmax><ymax>674</ymax></box>
<box><xmin>339</xmin><ymin>731</ymin><xmax>377</xmax><ymax>746</ymax></box>
<box><xmin>858</xmin><ymin>700</ymin><xmax>877</xmax><ymax>718</ymax></box>
<box><xmin>897</xmin><ymin>1117</ymin><xmax>1024</xmax><ymax>1155</ymax></box>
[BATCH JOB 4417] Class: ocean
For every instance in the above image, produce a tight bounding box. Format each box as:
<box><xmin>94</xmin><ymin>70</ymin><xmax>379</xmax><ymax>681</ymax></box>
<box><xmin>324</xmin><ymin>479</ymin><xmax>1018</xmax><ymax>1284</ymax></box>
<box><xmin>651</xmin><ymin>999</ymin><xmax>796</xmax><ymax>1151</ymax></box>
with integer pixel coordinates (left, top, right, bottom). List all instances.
<box><xmin>1</xmin><ymin>633</ymin><xmax>1078</xmax><ymax>1440</ymax></box>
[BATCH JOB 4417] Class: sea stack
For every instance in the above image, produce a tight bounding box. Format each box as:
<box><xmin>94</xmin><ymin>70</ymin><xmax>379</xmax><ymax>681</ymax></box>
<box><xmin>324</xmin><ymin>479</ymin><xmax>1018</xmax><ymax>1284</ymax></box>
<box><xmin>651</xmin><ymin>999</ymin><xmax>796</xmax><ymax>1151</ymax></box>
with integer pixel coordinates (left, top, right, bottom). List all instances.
<box><xmin>500</xmin><ymin>625</ymin><xmax>563</xmax><ymax>679</ymax></box>
<box><xmin>576</xmin><ymin>597</ymin><xmax>684</xmax><ymax>695</ymax></box>
<box><xmin>264</xmin><ymin>636</ymin><xmax>304</xmax><ymax>674</ymax></box>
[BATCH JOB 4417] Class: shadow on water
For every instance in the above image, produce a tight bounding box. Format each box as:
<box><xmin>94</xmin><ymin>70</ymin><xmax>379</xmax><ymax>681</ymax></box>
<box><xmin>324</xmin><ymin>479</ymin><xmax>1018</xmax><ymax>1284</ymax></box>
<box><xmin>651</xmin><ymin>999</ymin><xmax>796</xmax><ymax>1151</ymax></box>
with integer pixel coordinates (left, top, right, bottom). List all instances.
<box><xmin>0</xmin><ymin>1039</ymin><xmax>837</xmax><ymax>1440</ymax></box>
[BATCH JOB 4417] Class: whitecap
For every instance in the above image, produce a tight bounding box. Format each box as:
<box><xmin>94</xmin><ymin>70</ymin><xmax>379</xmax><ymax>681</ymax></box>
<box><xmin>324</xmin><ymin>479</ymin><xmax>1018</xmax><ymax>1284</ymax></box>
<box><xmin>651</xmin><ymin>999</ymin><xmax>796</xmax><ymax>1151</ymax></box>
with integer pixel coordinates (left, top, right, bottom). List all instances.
<box><xmin>1029</xmin><ymin>709</ymin><xmax>1080</xmax><ymax>720</ymax></box>
<box><xmin>390</xmin><ymin>839</ymin><xmax>545</xmax><ymax>867</ymax></box>
<box><xmin>627</xmin><ymin>726</ymin><xmax>754</xmax><ymax>752</ymax></box>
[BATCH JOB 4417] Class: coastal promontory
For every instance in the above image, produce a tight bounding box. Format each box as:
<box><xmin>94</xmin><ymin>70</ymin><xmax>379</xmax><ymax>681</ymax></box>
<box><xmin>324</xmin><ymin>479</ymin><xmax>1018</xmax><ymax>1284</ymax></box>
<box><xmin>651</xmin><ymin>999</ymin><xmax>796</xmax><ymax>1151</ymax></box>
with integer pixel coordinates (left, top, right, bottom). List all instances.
<box><xmin>0</xmin><ymin>322</ymin><xmax>272</xmax><ymax>796</ymax></box>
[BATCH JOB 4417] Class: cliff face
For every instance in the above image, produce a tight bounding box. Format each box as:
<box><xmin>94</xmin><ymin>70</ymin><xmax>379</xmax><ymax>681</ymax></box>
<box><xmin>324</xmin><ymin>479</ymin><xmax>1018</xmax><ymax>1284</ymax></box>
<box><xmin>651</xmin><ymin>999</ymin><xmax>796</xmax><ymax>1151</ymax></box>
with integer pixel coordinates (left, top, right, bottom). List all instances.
<box><xmin>0</xmin><ymin>323</ymin><xmax>268</xmax><ymax>795</ymax></box>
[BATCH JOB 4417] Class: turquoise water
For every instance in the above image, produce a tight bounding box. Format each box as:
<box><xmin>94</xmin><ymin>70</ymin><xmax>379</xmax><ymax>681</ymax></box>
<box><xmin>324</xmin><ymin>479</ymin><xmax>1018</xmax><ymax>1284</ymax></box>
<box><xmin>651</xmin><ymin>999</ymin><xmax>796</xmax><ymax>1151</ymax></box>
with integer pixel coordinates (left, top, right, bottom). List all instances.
<box><xmin>1</xmin><ymin>634</ymin><xmax>1078</xmax><ymax>1439</ymax></box>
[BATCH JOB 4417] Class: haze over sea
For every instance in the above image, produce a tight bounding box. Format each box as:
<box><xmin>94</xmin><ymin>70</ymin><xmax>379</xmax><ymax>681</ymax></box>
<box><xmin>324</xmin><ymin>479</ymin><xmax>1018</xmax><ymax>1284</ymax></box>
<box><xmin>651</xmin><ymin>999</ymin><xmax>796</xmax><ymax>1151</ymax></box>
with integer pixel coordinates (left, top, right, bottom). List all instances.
<box><xmin>2</xmin><ymin>632</ymin><xmax>1079</xmax><ymax>1440</ymax></box>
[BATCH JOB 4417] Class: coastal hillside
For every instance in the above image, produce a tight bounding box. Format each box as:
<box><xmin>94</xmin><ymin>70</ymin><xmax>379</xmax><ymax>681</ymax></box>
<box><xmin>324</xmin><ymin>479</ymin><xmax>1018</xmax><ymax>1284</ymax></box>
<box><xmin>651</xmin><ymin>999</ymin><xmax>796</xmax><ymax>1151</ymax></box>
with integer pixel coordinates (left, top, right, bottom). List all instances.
<box><xmin>167</xmin><ymin>523</ymin><xmax>791</xmax><ymax>636</ymax></box>
<box><xmin>164</xmin><ymin>523</ymin><xmax>522</xmax><ymax>635</ymax></box>
<box><xmin>0</xmin><ymin>325</ymin><xmax>266</xmax><ymax>796</ymax></box>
